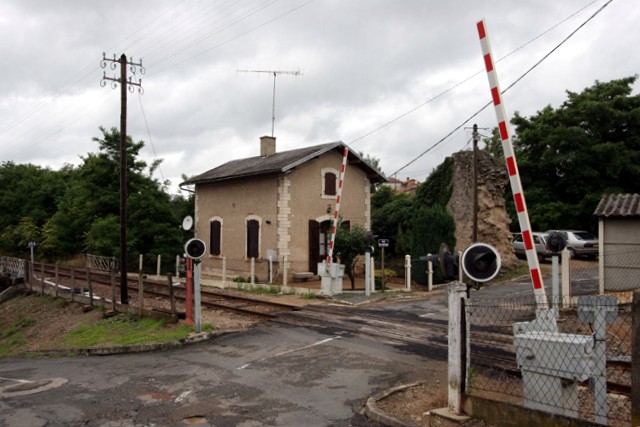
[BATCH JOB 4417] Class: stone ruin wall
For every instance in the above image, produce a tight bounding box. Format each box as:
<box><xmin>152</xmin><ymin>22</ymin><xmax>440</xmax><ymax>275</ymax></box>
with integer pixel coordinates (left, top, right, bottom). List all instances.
<box><xmin>446</xmin><ymin>150</ymin><xmax>519</xmax><ymax>269</ymax></box>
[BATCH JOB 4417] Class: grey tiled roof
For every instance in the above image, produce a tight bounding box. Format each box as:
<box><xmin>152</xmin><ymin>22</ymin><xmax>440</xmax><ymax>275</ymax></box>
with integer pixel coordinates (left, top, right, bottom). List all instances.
<box><xmin>593</xmin><ymin>193</ymin><xmax>640</xmax><ymax>217</ymax></box>
<box><xmin>181</xmin><ymin>141</ymin><xmax>386</xmax><ymax>185</ymax></box>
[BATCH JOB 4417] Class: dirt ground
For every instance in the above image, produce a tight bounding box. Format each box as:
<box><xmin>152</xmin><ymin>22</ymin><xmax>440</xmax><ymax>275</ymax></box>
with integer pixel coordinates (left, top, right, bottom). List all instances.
<box><xmin>0</xmin><ymin>288</ymin><xmax>476</xmax><ymax>427</ymax></box>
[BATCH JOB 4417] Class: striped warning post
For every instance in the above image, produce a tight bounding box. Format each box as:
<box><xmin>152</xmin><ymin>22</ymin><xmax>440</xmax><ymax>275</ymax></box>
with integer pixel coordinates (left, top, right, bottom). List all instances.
<box><xmin>477</xmin><ymin>19</ymin><xmax>548</xmax><ymax>308</ymax></box>
<box><xmin>327</xmin><ymin>146</ymin><xmax>349</xmax><ymax>265</ymax></box>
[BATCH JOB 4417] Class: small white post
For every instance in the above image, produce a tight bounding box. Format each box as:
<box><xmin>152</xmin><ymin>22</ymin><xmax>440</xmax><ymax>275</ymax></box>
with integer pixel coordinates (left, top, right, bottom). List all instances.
<box><xmin>156</xmin><ymin>255</ymin><xmax>161</xmax><ymax>277</ymax></box>
<box><xmin>448</xmin><ymin>281</ymin><xmax>468</xmax><ymax>415</ymax></box>
<box><xmin>561</xmin><ymin>248</ymin><xmax>570</xmax><ymax>307</ymax></box>
<box><xmin>194</xmin><ymin>261</ymin><xmax>202</xmax><ymax>333</ymax></box>
<box><xmin>370</xmin><ymin>257</ymin><xmax>375</xmax><ymax>293</ymax></box>
<box><xmin>268</xmin><ymin>256</ymin><xmax>273</xmax><ymax>284</ymax></box>
<box><xmin>250</xmin><ymin>257</ymin><xmax>255</xmax><ymax>285</ymax></box>
<box><xmin>175</xmin><ymin>255</ymin><xmax>180</xmax><ymax>279</ymax></box>
<box><xmin>283</xmin><ymin>256</ymin><xmax>288</xmax><ymax>288</ymax></box>
<box><xmin>404</xmin><ymin>255</ymin><xmax>411</xmax><ymax>291</ymax></box>
<box><xmin>365</xmin><ymin>250</ymin><xmax>371</xmax><ymax>297</ymax></box>
<box><xmin>222</xmin><ymin>256</ymin><xmax>227</xmax><ymax>284</ymax></box>
<box><xmin>138</xmin><ymin>254</ymin><xmax>144</xmax><ymax>315</ymax></box>
<box><xmin>427</xmin><ymin>254</ymin><xmax>433</xmax><ymax>292</ymax></box>
<box><xmin>552</xmin><ymin>255</ymin><xmax>560</xmax><ymax>308</ymax></box>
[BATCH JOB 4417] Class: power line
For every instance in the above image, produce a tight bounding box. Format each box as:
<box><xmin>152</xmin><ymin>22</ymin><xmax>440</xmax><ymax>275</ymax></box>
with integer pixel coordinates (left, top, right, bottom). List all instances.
<box><xmin>389</xmin><ymin>0</ymin><xmax>613</xmax><ymax>178</ymax></box>
<box><xmin>0</xmin><ymin>0</ymin><xmax>313</xmax><ymax>161</ymax></box>
<box><xmin>137</xmin><ymin>92</ymin><xmax>166</xmax><ymax>184</ymax></box>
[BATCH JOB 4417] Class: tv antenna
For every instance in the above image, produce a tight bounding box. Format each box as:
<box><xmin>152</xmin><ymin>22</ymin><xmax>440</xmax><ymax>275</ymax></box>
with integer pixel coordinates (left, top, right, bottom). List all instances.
<box><xmin>237</xmin><ymin>68</ymin><xmax>302</xmax><ymax>137</ymax></box>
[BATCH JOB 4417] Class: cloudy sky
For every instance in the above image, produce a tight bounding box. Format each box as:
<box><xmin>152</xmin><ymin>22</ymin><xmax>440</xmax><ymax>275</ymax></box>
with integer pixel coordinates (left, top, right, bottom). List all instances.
<box><xmin>0</xmin><ymin>0</ymin><xmax>637</xmax><ymax>195</ymax></box>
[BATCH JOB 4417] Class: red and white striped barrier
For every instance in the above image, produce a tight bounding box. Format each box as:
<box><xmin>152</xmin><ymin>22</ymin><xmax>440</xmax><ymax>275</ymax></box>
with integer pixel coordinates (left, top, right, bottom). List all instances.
<box><xmin>327</xmin><ymin>147</ymin><xmax>349</xmax><ymax>265</ymax></box>
<box><xmin>477</xmin><ymin>19</ymin><xmax>548</xmax><ymax>308</ymax></box>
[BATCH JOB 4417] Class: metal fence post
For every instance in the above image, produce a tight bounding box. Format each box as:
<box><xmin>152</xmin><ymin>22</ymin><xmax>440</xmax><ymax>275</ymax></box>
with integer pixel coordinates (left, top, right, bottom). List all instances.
<box><xmin>632</xmin><ymin>289</ymin><xmax>640</xmax><ymax>426</ymax></box>
<box><xmin>447</xmin><ymin>281</ymin><xmax>468</xmax><ymax>415</ymax></box>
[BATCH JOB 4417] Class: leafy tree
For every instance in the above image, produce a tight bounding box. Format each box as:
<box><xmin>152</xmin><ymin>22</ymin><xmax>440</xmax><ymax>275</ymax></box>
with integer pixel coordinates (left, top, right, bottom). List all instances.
<box><xmin>0</xmin><ymin>162</ymin><xmax>69</xmax><ymax>254</ymax></box>
<box><xmin>414</xmin><ymin>157</ymin><xmax>454</xmax><ymax>208</ymax></box>
<box><xmin>482</xmin><ymin>127</ymin><xmax>504</xmax><ymax>160</ymax></box>
<box><xmin>411</xmin><ymin>204</ymin><xmax>456</xmax><ymax>285</ymax></box>
<box><xmin>334</xmin><ymin>222</ymin><xmax>367</xmax><ymax>289</ymax></box>
<box><xmin>371</xmin><ymin>190</ymin><xmax>413</xmax><ymax>256</ymax></box>
<box><xmin>42</xmin><ymin>127</ymin><xmax>184</xmax><ymax>267</ymax></box>
<box><xmin>509</xmin><ymin>76</ymin><xmax>640</xmax><ymax>232</ymax></box>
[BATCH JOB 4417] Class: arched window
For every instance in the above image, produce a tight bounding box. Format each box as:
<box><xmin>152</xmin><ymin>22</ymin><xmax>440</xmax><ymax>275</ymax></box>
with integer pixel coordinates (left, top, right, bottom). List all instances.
<box><xmin>209</xmin><ymin>218</ymin><xmax>222</xmax><ymax>256</ymax></box>
<box><xmin>324</xmin><ymin>172</ymin><xmax>337</xmax><ymax>196</ymax></box>
<box><xmin>246</xmin><ymin>218</ymin><xmax>260</xmax><ymax>259</ymax></box>
<box><xmin>322</xmin><ymin>168</ymin><xmax>339</xmax><ymax>198</ymax></box>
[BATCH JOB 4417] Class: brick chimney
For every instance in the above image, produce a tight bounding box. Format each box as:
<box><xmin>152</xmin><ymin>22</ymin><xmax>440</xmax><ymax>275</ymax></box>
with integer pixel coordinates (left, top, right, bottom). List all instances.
<box><xmin>260</xmin><ymin>135</ymin><xmax>276</xmax><ymax>156</ymax></box>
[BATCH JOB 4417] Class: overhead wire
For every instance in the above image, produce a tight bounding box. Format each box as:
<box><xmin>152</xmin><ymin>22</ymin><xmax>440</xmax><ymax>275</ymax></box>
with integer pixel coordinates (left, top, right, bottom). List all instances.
<box><xmin>388</xmin><ymin>0</ymin><xmax>614</xmax><ymax>178</ymax></box>
<box><xmin>0</xmin><ymin>0</ymin><xmax>314</xmax><ymax>163</ymax></box>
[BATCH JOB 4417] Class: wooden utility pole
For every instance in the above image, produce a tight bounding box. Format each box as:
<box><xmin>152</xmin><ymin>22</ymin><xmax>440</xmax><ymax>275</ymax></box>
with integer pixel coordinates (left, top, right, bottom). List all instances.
<box><xmin>101</xmin><ymin>53</ymin><xmax>144</xmax><ymax>304</ymax></box>
<box><xmin>472</xmin><ymin>123</ymin><xmax>479</xmax><ymax>243</ymax></box>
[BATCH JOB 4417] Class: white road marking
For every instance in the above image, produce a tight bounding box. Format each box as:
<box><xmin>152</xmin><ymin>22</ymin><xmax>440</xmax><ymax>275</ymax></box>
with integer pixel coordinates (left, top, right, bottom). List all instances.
<box><xmin>0</xmin><ymin>377</ymin><xmax>32</xmax><ymax>383</ymax></box>
<box><xmin>237</xmin><ymin>336</ymin><xmax>341</xmax><ymax>370</ymax></box>
<box><xmin>175</xmin><ymin>390</ymin><xmax>192</xmax><ymax>403</ymax></box>
<box><xmin>419</xmin><ymin>309</ymin><xmax>448</xmax><ymax>318</ymax></box>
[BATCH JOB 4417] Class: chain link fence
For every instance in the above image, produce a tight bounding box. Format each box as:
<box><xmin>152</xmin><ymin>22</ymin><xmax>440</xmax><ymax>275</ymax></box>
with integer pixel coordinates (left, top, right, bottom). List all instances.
<box><xmin>85</xmin><ymin>254</ymin><xmax>117</xmax><ymax>272</ymax></box>
<box><xmin>466</xmin><ymin>295</ymin><xmax>632</xmax><ymax>426</ymax></box>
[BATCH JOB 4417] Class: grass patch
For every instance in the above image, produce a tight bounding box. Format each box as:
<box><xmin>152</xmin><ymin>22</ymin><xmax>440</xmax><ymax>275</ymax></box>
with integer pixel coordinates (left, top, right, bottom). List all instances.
<box><xmin>0</xmin><ymin>317</ymin><xmax>33</xmax><ymax>357</ymax></box>
<box><xmin>300</xmin><ymin>290</ymin><xmax>316</xmax><ymax>300</ymax></box>
<box><xmin>236</xmin><ymin>283</ymin><xmax>283</xmax><ymax>295</ymax></box>
<box><xmin>64</xmin><ymin>314</ymin><xmax>194</xmax><ymax>348</ymax></box>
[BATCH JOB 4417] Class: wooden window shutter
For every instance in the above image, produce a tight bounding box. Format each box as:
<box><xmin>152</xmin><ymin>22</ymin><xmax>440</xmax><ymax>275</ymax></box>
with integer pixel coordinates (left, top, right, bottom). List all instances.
<box><xmin>324</xmin><ymin>172</ymin><xmax>336</xmax><ymax>196</ymax></box>
<box><xmin>247</xmin><ymin>219</ymin><xmax>260</xmax><ymax>259</ymax></box>
<box><xmin>210</xmin><ymin>220</ymin><xmax>221</xmax><ymax>256</ymax></box>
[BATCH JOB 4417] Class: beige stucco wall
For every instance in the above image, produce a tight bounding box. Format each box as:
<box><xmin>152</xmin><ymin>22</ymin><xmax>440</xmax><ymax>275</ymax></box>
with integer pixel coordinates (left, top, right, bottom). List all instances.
<box><xmin>286</xmin><ymin>151</ymin><xmax>371</xmax><ymax>273</ymax></box>
<box><xmin>194</xmin><ymin>174</ymin><xmax>279</xmax><ymax>277</ymax></box>
<box><xmin>193</xmin><ymin>148</ymin><xmax>372</xmax><ymax>280</ymax></box>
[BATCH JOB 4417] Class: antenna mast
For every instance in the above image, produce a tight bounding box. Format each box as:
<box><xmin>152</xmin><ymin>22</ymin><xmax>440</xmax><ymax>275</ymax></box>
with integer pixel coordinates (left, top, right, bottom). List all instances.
<box><xmin>237</xmin><ymin>69</ymin><xmax>301</xmax><ymax>136</ymax></box>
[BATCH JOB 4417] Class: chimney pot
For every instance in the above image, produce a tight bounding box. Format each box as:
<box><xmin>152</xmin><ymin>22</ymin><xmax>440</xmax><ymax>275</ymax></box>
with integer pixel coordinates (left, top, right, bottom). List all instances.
<box><xmin>260</xmin><ymin>135</ymin><xmax>276</xmax><ymax>156</ymax></box>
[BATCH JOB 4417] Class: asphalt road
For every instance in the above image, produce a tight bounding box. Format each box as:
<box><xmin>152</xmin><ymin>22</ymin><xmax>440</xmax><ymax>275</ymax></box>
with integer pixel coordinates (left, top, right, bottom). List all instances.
<box><xmin>0</xmin><ymin>320</ymin><xmax>447</xmax><ymax>427</ymax></box>
<box><xmin>0</xmin><ymin>266</ymin><xmax>598</xmax><ymax>427</ymax></box>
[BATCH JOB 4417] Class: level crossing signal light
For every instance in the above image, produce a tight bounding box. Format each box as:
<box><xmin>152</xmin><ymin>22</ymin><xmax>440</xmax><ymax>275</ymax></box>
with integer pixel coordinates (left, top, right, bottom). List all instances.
<box><xmin>420</xmin><ymin>243</ymin><xmax>458</xmax><ymax>280</ymax></box>
<box><xmin>545</xmin><ymin>232</ymin><xmax>566</xmax><ymax>254</ymax></box>
<box><xmin>461</xmin><ymin>242</ymin><xmax>501</xmax><ymax>283</ymax></box>
<box><xmin>184</xmin><ymin>238</ymin><xmax>207</xmax><ymax>260</ymax></box>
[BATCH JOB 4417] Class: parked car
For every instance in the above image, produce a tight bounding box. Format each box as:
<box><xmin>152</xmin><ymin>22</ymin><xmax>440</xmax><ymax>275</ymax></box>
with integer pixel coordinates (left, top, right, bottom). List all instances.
<box><xmin>511</xmin><ymin>232</ymin><xmax>553</xmax><ymax>261</ymax></box>
<box><xmin>544</xmin><ymin>230</ymin><xmax>599</xmax><ymax>259</ymax></box>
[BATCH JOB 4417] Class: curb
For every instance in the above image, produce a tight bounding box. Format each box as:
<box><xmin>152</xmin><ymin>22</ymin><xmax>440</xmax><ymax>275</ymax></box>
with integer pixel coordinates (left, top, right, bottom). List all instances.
<box><xmin>23</xmin><ymin>328</ymin><xmax>245</xmax><ymax>358</ymax></box>
<box><xmin>364</xmin><ymin>381</ymin><xmax>425</xmax><ymax>427</ymax></box>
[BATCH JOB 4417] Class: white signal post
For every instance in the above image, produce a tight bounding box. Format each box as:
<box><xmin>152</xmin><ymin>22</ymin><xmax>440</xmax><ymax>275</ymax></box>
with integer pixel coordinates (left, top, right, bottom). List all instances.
<box><xmin>477</xmin><ymin>20</ymin><xmax>548</xmax><ymax>310</ymax></box>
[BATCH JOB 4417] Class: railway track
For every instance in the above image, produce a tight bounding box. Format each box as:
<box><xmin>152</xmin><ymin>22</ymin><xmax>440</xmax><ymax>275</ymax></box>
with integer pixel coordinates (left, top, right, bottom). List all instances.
<box><xmin>28</xmin><ymin>262</ymin><xmax>632</xmax><ymax>395</ymax></box>
<box><xmin>31</xmin><ymin>263</ymin><xmax>298</xmax><ymax>319</ymax></box>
